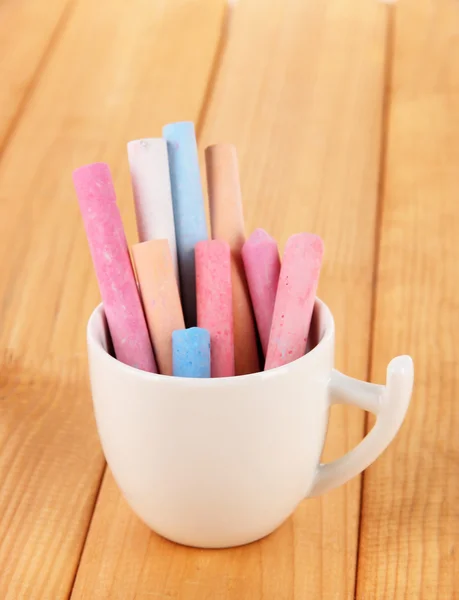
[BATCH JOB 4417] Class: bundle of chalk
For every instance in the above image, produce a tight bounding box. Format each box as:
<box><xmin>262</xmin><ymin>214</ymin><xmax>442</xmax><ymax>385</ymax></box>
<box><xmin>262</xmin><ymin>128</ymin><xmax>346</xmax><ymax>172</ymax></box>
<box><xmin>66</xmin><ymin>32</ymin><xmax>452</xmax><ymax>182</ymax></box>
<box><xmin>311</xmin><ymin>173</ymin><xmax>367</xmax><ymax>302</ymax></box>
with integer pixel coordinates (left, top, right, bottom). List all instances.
<box><xmin>73</xmin><ymin>122</ymin><xmax>324</xmax><ymax>378</ymax></box>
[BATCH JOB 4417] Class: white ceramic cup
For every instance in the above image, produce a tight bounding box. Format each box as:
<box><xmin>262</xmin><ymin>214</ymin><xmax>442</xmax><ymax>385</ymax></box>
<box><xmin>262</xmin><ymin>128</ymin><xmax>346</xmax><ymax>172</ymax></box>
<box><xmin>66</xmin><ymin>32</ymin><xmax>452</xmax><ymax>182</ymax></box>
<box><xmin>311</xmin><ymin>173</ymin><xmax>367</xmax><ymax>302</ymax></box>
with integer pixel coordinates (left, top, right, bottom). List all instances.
<box><xmin>87</xmin><ymin>298</ymin><xmax>413</xmax><ymax>549</ymax></box>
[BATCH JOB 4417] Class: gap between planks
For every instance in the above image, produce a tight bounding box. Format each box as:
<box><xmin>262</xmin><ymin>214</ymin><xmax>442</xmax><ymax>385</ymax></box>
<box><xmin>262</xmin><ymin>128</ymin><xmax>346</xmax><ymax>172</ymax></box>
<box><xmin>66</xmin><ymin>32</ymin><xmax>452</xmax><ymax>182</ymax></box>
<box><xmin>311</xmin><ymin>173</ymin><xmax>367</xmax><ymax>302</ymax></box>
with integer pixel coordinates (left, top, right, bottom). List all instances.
<box><xmin>66</xmin><ymin>4</ymin><xmax>232</xmax><ymax>595</ymax></box>
<box><xmin>354</xmin><ymin>1</ymin><xmax>396</xmax><ymax>589</ymax></box>
<box><xmin>0</xmin><ymin>0</ymin><xmax>78</xmax><ymax>152</ymax></box>
<box><xmin>0</xmin><ymin>1</ymin><xmax>227</xmax><ymax>598</ymax></box>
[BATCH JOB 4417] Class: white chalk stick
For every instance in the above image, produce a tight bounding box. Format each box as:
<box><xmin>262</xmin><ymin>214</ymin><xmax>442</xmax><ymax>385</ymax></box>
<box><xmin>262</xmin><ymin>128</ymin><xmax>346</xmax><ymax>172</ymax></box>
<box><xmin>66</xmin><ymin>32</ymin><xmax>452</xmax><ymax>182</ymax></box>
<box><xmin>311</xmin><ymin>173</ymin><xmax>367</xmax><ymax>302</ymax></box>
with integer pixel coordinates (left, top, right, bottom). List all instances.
<box><xmin>127</xmin><ymin>138</ymin><xmax>179</xmax><ymax>281</ymax></box>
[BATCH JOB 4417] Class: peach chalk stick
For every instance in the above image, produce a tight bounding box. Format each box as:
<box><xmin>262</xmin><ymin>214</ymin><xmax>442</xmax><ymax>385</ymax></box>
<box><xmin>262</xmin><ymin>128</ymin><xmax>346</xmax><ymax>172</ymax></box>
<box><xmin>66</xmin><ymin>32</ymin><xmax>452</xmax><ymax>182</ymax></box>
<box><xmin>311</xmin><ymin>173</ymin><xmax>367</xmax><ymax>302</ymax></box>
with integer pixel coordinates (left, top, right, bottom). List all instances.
<box><xmin>196</xmin><ymin>240</ymin><xmax>234</xmax><ymax>377</ymax></box>
<box><xmin>242</xmin><ymin>229</ymin><xmax>281</xmax><ymax>356</ymax></box>
<box><xmin>73</xmin><ymin>163</ymin><xmax>156</xmax><ymax>373</ymax></box>
<box><xmin>205</xmin><ymin>144</ymin><xmax>259</xmax><ymax>375</ymax></box>
<box><xmin>265</xmin><ymin>233</ymin><xmax>324</xmax><ymax>371</ymax></box>
<box><xmin>127</xmin><ymin>138</ymin><xmax>179</xmax><ymax>281</ymax></box>
<box><xmin>132</xmin><ymin>239</ymin><xmax>185</xmax><ymax>376</ymax></box>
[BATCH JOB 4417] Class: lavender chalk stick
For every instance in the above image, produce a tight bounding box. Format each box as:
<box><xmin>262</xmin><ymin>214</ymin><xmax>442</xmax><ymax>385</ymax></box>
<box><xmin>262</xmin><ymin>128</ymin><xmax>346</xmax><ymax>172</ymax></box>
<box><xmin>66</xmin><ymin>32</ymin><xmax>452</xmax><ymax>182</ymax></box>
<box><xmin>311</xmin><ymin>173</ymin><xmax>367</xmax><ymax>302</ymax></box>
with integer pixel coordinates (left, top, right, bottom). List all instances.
<box><xmin>73</xmin><ymin>162</ymin><xmax>157</xmax><ymax>373</ymax></box>
<box><xmin>163</xmin><ymin>122</ymin><xmax>208</xmax><ymax>327</ymax></box>
<box><xmin>172</xmin><ymin>328</ymin><xmax>211</xmax><ymax>378</ymax></box>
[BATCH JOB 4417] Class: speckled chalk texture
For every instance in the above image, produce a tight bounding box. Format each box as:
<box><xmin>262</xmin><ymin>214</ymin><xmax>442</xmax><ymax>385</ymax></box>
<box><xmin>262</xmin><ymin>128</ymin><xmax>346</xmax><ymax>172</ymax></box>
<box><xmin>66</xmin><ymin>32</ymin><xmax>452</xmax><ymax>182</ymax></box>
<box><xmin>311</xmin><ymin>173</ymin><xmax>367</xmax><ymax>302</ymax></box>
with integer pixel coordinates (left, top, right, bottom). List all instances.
<box><xmin>73</xmin><ymin>162</ymin><xmax>156</xmax><ymax>373</ymax></box>
<box><xmin>196</xmin><ymin>240</ymin><xmax>235</xmax><ymax>377</ymax></box>
<box><xmin>242</xmin><ymin>228</ymin><xmax>281</xmax><ymax>356</ymax></box>
<box><xmin>264</xmin><ymin>233</ymin><xmax>324</xmax><ymax>371</ymax></box>
<box><xmin>163</xmin><ymin>122</ymin><xmax>208</xmax><ymax>327</ymax></box>
<box><xmin>205</xmin><ymin>143</ymin><xmax>259</xmax><ymax>375</ymax></box>
<box><xmin>132</xmin><ymin>239</ymin><xmax>184</xmax><ymax>375</ymax></box>
<box><xmin>172</xmin><ymin>327</ymin><xmax>211</xmax><ymax>378</ymax></box>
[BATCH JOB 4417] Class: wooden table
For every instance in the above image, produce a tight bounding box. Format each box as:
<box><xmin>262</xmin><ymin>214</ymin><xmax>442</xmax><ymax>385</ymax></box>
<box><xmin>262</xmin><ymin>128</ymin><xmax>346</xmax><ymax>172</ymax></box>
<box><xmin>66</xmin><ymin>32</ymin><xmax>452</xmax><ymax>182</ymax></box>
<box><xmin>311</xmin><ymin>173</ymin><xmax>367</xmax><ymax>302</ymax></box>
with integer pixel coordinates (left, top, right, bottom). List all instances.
<box><xmin>0</xmin><ymin>0</ymin><xmax>457</xmax><ymax>597</ymax></box>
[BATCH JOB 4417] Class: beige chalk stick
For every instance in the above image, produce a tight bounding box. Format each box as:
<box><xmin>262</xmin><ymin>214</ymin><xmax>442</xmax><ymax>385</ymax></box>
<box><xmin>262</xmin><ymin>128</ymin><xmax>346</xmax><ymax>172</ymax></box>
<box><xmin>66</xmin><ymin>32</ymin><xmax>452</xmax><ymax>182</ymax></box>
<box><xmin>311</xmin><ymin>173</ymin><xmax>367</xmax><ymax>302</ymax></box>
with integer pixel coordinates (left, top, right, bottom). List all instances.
<box><xmin>132</xmin><ymin>239</ymin><xmax>185</xmax><ymax>375</ymax></box>
<box><xmin>205</xmin><ymin>144</ymin><xmax>259</xmax><ymax>375</ymax></box>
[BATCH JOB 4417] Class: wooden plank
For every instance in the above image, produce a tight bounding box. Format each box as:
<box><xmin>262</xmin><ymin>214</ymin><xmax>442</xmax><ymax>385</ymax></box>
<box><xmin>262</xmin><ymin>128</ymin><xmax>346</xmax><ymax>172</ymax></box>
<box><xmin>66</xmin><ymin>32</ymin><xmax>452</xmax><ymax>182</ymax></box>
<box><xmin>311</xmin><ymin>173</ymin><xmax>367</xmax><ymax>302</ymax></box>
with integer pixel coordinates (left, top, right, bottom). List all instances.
<box><xmin>0</xmin><ymin>1</ymin><xmax>226</xmax><ymax>598</ymax></box>
<box><xmin>71</xmin><ymin>0</ymin><xmax>388</xmax><ymax>597</ymax></box>
<box><xmin>357</xmin><ymin>1</ymin><xmax>459</xmax><ymax>597</ymax></box>
<box><xmin>0</xmin><ymin>0</ymin><xmax>74</xmax><ymax>147</ymax></box>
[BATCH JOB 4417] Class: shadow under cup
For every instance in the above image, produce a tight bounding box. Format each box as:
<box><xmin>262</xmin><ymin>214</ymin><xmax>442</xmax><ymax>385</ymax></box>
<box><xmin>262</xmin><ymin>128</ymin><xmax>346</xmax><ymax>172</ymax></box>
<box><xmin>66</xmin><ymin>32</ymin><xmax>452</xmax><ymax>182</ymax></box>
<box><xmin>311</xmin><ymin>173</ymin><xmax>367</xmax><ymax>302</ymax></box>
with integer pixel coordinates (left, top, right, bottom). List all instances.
<box><xmin>86</xmin><ymin>299</ymin><xmax>335</xmax><ymax>548</ymax></box>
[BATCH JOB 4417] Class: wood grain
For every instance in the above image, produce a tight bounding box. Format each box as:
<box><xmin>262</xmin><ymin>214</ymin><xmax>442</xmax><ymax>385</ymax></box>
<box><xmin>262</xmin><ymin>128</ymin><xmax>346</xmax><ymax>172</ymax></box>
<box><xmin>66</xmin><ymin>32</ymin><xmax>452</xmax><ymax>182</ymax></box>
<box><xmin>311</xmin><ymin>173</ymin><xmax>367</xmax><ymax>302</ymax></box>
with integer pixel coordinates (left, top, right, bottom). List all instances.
<box><xmin>357</xmin><ymin>1</ymin><xmax>459</xmax><ymax>598</ymax></box>
<box><xmin>0</xmin><ymin>0</ymin><xmax>75</xmax><ymax>147</ymax></box>
<box><xmin>71</xmin><ymin>0</ymin><xmax>388</xmax><ymax>597</ymax></box>
<box><xmin>0</xmin><ymin>1</ymin><xmax>225</xmax><ymax>598</ymax></box>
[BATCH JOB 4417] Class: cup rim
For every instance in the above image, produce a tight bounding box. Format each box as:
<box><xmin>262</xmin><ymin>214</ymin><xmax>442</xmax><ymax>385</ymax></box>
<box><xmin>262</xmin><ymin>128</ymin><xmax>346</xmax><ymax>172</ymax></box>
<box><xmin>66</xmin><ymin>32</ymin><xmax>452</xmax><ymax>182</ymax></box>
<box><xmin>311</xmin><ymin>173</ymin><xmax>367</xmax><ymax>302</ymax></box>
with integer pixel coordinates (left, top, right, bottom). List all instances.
<box><xmin>87</xmin><ymin>297</ymin><xmax>334</xmax><ymax>385</ymax></box>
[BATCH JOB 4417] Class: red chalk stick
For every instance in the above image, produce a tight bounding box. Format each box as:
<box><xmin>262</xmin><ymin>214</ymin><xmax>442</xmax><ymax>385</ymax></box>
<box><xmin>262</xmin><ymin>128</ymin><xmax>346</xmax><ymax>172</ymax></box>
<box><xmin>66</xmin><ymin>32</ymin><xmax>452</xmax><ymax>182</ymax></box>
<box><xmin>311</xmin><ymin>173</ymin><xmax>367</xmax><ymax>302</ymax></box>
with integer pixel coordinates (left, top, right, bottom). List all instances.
<box><xmin>242</xmin><ymin>229</ymin><xmax>280</xmax><ymax>356</ymax></box>
<box><xmin>264</xmin><ymin>233</ymin><xmax>324</xmax><ymax>371</ymax></box>
<box><xmin>73</xmin><ymin>162</ymin><xmax>157</xmax><ymax>373</ymax></box>
<box><xmin>196</xmin><ymin>240</ymin><xmax>234</xmax><ymax>377</ymax></box>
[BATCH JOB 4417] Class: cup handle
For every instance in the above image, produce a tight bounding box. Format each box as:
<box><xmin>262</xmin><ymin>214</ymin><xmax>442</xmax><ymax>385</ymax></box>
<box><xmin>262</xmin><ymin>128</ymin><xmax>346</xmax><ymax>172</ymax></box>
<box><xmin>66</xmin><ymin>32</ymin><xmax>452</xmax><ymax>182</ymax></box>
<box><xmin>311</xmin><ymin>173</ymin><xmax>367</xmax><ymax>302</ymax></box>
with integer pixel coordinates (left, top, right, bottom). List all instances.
<box><xmin>307</xmin><ymin>355</ymin><xmax>414</xmax><ymax>497</ymax></box>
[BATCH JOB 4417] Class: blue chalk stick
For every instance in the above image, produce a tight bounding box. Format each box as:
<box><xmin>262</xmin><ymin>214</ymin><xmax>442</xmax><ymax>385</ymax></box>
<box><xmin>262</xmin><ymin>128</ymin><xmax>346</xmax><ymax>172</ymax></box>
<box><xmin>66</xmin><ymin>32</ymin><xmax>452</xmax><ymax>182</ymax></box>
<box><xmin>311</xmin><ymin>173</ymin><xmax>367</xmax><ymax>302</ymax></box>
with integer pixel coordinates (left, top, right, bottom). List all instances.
<box><xmin>163</xmin><ymin>122</ymin><xmax>208</xmax><ymax>327</ymax></box>
<box><xmin>172</xmin><ymin>327</ymin><xmax>211</xmax><ymax>378</ymax></box>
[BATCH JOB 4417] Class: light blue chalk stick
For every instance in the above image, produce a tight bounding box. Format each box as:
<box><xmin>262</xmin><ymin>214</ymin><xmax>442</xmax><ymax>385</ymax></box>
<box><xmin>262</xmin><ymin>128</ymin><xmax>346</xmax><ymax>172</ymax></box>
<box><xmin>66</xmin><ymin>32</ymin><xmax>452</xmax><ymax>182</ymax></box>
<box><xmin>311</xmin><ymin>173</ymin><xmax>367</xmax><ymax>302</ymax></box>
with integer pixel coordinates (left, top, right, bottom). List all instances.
<box><xmin>163</xmin><ymin>122</ymin><xmax>208</xmax><ymax>327</ymax></box>
<box><xmin>172</xmin><ymin>327</ymin><xmax>211</xmax><ymax>378</ymax></box>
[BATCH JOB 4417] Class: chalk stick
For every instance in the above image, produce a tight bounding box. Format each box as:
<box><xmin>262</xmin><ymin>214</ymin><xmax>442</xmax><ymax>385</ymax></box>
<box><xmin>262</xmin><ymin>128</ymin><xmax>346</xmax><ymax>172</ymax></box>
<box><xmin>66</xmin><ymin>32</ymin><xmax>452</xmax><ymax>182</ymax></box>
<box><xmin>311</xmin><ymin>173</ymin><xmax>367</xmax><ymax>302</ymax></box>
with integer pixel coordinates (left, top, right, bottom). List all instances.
<box><xmin>172</xmin><ymin>328</ymin><xmax>211</xmax><ymax>378</ymax></box>
<box><xmin>242</xmin><ymin>229</ymin><xmax>281</xmax><ymax>356</ymax></box>
<box><xmin>195</xmin><ymin>240</ymin><xmax>234</xmax><ymax>378</ymax></box>
<box><xmin>132</xmin><ymin>239</ymin><xmax>184</xmax><ymax>375</ymax></box>
<box><xmin>73</xmin><ymin>163</ymin><xmax>157</xmax><ymax>373</ymax></box>
<box><xmin>205</xmin><ymin>144</ymin><xmax>259</xmax><ymax>375</ymax></box>
<box><xmin>264</xmin><ymin>233</ymin><xmax>324</xmax><ymax>371</ymax></box>
<box><xmin>163</xmin><ymin>122</ymin><xmax>208</xmax><ymax>327</ymax></box>
<box><xmin>127</xmin><ymin>138</ymin><xmax>179</xmax><ymax>281</ymax></box>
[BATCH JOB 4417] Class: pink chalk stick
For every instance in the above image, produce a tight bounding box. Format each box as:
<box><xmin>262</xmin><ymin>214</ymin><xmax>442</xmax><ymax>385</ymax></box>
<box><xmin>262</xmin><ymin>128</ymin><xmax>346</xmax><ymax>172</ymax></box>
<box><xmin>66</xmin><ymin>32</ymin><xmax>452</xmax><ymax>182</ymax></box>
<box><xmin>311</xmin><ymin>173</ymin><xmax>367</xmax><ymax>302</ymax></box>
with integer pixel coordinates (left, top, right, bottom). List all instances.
<box><xmin>73</xmin><ymin>163</ymin><xmax>157</xmax><ymax>373</ymax></box>
<box><xmin>264</xmin><ymin>233</ymin><xmax>324</xmax><ymax>371</ymax></box>
<box><xmin>242</xmin><ymin>229</ymin><xmax>281</xmax><ymax>356</ymax></box>
<box><xmin>196</xmin><ymin>240</ymin><xmax>234</xmax><ymax>377</ymax></box>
